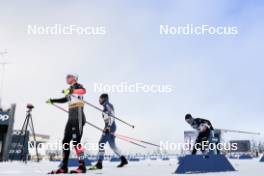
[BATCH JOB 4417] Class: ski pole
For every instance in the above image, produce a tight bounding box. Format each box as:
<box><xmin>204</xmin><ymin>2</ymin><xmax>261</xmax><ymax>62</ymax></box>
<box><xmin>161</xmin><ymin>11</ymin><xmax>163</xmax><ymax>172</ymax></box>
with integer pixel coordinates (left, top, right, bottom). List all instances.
<box><xmin>193</xmin><ymin>115</ymin><xmax>261</xmax><ymax>135</ymax></box>
<box><xmin>114</xmin><ymin>133</ymin><xmax>160</xmax><ymax>148</ymax></box>
<box><xmin>71</xmin><ymin>95</ymin><xmax>135</xmax><ymax>129</ymax></box>
<box><xmin>85</xmin><ymin>121</ymin><xmax>146</xmax><ymax>148</ymax></box>
<box><xmin>50</xmin><ymin>103</ymin><xmax>146</xmax><ymax>148</ymax></box>
<box><xmin>52</xmin><ymin>103</ymin><xmax>68</xmax><ymax>113</ymax></box>
<box><xmin>52</xmin><ymin>103</ymin><xmax>158</xmax><ymax>148</ymax></box>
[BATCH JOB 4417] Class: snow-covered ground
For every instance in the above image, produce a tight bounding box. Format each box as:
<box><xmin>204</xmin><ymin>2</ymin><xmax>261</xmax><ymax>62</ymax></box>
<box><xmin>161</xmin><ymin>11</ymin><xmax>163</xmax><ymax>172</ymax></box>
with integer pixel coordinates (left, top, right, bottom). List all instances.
<box><xmin>0</xmin><ymin>158</ymin><xmax>263</xmax><ymax>176</ymax></box>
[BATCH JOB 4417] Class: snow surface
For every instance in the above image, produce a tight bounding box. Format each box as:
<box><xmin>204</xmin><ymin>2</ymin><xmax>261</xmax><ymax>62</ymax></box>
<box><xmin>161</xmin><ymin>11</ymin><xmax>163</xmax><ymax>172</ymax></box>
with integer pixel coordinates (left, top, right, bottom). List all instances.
<box><xmin>0</xmin><ymin>158</ymin><xmax>263</xmax><ymax>176</ymax></box>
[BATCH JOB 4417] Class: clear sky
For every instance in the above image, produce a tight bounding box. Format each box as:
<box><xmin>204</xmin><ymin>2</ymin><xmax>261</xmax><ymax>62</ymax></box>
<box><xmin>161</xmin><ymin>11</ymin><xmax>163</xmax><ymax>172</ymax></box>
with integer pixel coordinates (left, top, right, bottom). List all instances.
<box><xmin>0</xmin><ymin>0</ymin><xmax>263</xmax><ymax>153</ymax></box>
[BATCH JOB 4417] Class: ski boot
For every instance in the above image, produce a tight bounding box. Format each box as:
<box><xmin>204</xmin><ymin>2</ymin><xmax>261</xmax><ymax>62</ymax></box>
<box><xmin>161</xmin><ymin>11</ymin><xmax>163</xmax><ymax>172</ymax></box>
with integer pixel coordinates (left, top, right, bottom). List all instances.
<box><xmin>70</xmin><ymin>160</ymin><xmax>86</xmax><ymax>174</ymax></box>
<box><xmin>89</xmin><ymin>160</ymin><xmax>103</xmax><ymax>170</ymax></box>
<box><xmin>48</xmin><ymin>167</ymin><xmax>68</xmax><ymax>174</ymax></box>
<box><xmin>117</xmin><ymin>156</ymin><xmax>128</xmax><ymax>168</ymax></box>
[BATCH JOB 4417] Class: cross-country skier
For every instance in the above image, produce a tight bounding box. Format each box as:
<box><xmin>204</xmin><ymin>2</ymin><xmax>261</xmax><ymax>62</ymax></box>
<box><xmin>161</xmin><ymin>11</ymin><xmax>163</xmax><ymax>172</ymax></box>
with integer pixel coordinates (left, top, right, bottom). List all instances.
<box><xmin>185</xmin><ymin>114</ymin><xmax>216</xmax><ymax>155</ymax></box>
<box><xmin>47</xmin><ymin>74</ymin><xmax>87</xmax><ymax>174</ymax></box>
<box><xmin>89</xmin><ymin>93</ymin><xmax>128</xmax><ymax>170</ymax></box>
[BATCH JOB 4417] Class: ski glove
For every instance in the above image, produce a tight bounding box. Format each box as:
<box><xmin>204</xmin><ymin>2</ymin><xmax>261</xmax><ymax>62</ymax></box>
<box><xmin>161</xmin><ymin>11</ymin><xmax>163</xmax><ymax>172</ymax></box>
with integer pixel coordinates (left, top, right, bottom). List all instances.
<box><xmin>62</xmin><ymin>89</ymin><xmax>73</xmax><ymax>95</ymax></box>
<box><xmin>46</xmin><ymin>98</ymin><xmax>53</xmax><ymax>104</ymax></box>
<box><xmin>104</xmin><ymin>127</ymin><xmax>111</xmax><ymax>134</ymax></box>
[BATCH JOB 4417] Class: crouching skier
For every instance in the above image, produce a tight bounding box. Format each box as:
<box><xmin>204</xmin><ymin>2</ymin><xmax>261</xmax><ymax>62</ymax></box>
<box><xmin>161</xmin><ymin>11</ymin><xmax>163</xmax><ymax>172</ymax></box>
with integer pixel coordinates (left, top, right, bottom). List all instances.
<box><xmin>185</xmin><ymin>114</ymin><xmax>218</xmax><ymax>155</ymax></box>
<box><xmin>47</xmin><ymin>74</ymin><xmax>87</xmax><ymax>174</ymax></box>
<box><xmin>89</xmin><ymin>93</ymin><xmax>128</xmax><ymax>170</ymax></box>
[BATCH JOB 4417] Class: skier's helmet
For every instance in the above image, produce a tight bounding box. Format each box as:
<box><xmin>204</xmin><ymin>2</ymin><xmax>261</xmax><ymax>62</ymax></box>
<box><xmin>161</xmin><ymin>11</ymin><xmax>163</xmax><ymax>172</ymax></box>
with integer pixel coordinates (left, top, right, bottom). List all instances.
<box><xmin>185</xmin><ymin>114</ymin><xmax>192</xmax><ymax>120</ymax></box>
<box><xmin>99</xmin><ymin>93</ymin><xmax>109</xmax><ymax>105</ymax></box>
<box><xmin>185</xmin><ymin>114</ymin><xmax>193</xmax><ymax>125</ymax></box>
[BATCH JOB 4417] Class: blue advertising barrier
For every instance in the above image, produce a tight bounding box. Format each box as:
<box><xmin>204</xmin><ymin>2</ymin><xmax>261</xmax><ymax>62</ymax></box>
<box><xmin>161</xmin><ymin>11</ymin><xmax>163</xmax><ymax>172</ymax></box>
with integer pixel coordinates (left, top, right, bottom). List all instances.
<box><xmin>175</xmin><ymin>154</ymin><xmax>235</xmax><ymax>174</ymax></box>
<box><xmin>238</xmin><ymin>154</ymin><xmax>253</xmax><ymax>160</ymax></box>
<box><xmin>68</xmin><ymin>158</ymin><xmax>92</xmax><ymax>167</ymax></box>
<box><xmin>110</xmin><ymin>156</ymin><xmax>120</xmax><ymax>162</ymax></box>
<box><xmin>260</xmin><ymin>155</ymin><xmax>264</xmax><ymax>162</ymax></box>
<box><xmin>129</xmin><ymin>157</ymin><xmax>140</xmax><ymax>162</ymax></box>
<box><xmin>8</xmin><ymin>130</ymin><xmax>29</xmax><ymax>161</ymax></box>
<box><xmin>0</xmin><ymin>104</ymin><xmax>16</xmax><ymax>161</ymax></box>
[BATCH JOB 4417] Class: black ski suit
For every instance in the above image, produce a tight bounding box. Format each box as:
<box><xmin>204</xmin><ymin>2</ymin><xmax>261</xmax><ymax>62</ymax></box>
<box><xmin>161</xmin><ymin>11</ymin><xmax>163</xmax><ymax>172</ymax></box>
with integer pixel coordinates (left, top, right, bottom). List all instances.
<box><xmin>190</xmin><ymin>118</ymin><xmax>214</xmax><ymax>155</ymax></box>
<box><xmin>51</xmin><ymin>83</ymin><xmax>86</xmax><ymax>168</ymax></box>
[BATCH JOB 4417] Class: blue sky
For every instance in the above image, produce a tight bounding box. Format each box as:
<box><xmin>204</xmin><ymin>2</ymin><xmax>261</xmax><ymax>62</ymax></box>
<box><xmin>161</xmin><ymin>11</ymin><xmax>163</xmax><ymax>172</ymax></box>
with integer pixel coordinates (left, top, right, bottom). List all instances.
<box><xmin>0</xmin><ymin>0</ymin><xmax>263</xmax><ymax>153</ymax></box>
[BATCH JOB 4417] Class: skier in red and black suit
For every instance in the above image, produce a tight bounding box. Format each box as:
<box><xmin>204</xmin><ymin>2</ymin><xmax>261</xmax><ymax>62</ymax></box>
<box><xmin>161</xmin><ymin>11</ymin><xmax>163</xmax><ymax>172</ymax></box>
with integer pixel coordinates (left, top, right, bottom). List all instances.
<box><xmin>47</xmin><ymin>74</ymin><xmax>87</xmax><ymax>174</ymax></box>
